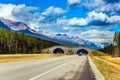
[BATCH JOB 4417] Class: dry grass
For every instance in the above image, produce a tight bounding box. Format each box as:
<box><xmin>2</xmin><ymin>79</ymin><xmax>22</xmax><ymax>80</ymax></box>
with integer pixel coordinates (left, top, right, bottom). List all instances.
<box><xmin>91</xmin><ymin>56</ymin><xmax>120</xmax><ymax>80</ymax></box>
<box><xmin>0</xmin><ymin>54</ymin><xmax>67</xmax><ymax>63</ymax></box>
<box><xmin>90</xmin><ymin>51</ymin><xmax>120</xmax><ymax>80</ymax></box>
<box><xmin>98</xmin><ymin>56</ymin><xmax>120</xmax><ymax>66</ymax></box>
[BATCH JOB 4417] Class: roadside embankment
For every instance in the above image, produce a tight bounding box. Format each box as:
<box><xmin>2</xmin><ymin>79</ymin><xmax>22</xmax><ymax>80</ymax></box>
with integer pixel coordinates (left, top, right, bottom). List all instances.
<box><xmin>90</xmin><ymin>51</ymin><xmax>120</xmax><ymax>80</ymax></box>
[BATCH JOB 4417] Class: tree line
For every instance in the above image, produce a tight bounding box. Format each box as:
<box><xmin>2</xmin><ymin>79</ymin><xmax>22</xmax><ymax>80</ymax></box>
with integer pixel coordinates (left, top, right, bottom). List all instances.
<box><xmin>99</xmin><ymin>32</ymin><xmax>120</xmax><ymax>57</ymax></box>
<box><xmin>0</xmin><ymin>29</ymin><xmax>57</xmax><ymax>54</ymax></box>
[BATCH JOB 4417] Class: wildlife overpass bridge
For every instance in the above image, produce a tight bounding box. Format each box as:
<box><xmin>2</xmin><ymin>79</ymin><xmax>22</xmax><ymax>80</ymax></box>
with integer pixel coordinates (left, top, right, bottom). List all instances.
<box><xmin>46</xmin><ymin>46</ymin><xmax>93</xmax><ymax>55</ymax></box>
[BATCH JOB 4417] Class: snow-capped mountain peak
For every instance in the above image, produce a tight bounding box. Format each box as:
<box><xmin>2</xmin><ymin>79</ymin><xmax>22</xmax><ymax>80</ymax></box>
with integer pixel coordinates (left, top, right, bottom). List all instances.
<box><xmin>0</xmin><ymin>18</ymin><xmax>27</xmax><ymax>31</ymax></box>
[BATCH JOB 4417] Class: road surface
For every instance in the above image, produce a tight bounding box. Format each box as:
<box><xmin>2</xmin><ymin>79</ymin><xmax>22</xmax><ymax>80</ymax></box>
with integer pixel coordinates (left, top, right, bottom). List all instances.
<box><xmin>0</xmin><ymin>55</ymin><xmax>95</xmax><ymax>80</ymax></box>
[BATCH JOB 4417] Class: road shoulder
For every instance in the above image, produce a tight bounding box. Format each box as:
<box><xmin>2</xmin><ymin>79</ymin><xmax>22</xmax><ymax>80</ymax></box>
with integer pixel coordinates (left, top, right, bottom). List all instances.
<box><xmin>88</xmin><ymin>56</ymin><xmax>105</xmax><ymax>80</ymax></box>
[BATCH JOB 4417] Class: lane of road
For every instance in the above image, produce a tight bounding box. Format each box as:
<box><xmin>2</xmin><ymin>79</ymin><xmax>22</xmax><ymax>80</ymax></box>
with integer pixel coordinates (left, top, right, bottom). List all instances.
<box><xmin>0</xmin><ymin>55</ymin><xmax>95</xmax><ymax>80</ymax></box>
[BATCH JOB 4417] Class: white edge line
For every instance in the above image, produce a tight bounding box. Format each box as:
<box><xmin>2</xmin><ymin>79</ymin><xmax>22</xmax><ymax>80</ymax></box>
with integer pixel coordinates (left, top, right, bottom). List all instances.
<box><xmin>30</xmin><ymin>60</ymin><xmax>73</xmax><ymax>80</ymax></box>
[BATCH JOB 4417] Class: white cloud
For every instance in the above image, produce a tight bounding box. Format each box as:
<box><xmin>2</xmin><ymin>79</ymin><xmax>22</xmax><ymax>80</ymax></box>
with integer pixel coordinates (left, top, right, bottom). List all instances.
<box><xmin>56</xmin><ymin>11</ymin><xmax>111</xmax><ymax>27</ymax></box>
<box><xmin>56</xmin><ymin>19</ymin><xmax>68</xmax><ymax>26</ymax></box>
<box><xmin>67</xmin><ymin>0</ymin><xmax>81</xmax><ymax>5</ymax></box>
<box><xmin>68</xmin><ymin>0</ymin><xmax>105</xmax><ymax>10</ymax></box>
<box><xmin>12</xmin><ymin>4</ymin><xmax>37</xmax><ymax>16</ymax></box>
<box><xmin>0</xmin><ymin>4</ymin><xmax>67</xmax><ymax>30</ymax></box>
<box><xmin>63</xmin><ymin>26</ymin><xmax>69</xmax><ymax>30</ymax></box>
<box><xmin>38</xmin><ymin>6</ymin><xmax>67</xmax><ymax>24</ymax></box>
<box><xmin>80</xmin><ymin>30</ymin><xmax>114</xmax><ymax>43</ymax></box>
<box><xmin>87</xmin><ymin>11</ymin><xmax>108</xmax><ymax>21</ymax></box>
<box><xmin>57</xmin><ymin>12</ymin><xmax>120</xmax><ymax>28</ymax></box>
<box><xmin>56</xmin><ymin>11</ymin><xmax>113</xmax><ymax>28</ymax></box>
<box><xmin>96</xmin><ymin>2</ymin><xmax>120</xmax><ymax>15</ymax></box>
<box><xmin>12</xmin><ymin>4</ymin><xmax>38</xmax><ymax>21</ymax></box>
<box><xmin>107</xmin><ymin>15</ymin><xmax>120</xmax><ymax>24</ymax></box>
<box><xmin>81</xmin><ymin>0</ymin><xmax>105</xmax><ymax>10</ymax></box>
<box><xmin>67</xmin><ymin>0</ymin><xmax>120</xmax><ymax>16</ymax></box>
<box><xmin>86</xmin><ymin>11</ymin><xmax>120</xmax><ymax>26</ymax></box>
<box><xmin>56</xmin><ymin>17</ymin><xmax>88</xmax><ymax>27</ymax></box>
<box><xmin>68</xmin><ymin>17</ymin><xmax>88</xmax><ymax>26</ymax></box>
<box><xmin>41</xmin><ymin>6</ymin><xmax>67</xmax><ymax>16</ymax></box>
<box><xmin>0</xmin><ymin>4</ymin><xmax>40</xmax><ymax>30</ymax></box>
<box><xmin>0</xmin><ymin>4</ymin><xmax>15</xmax><ymax>20</ymax></box>
<box><xmin>0</xmin><ymin>4</ymin><xmax>38</xmax><ymax>23</ymax></box>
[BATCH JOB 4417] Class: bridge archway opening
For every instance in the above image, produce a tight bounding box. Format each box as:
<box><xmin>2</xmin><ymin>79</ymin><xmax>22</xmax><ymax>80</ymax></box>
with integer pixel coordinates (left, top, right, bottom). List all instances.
<box><xmin>77</xmin><ymin>49</ymin><xmax>88</xmax><ymax>55</ymax></box>
<box><xmin>53</xmin><ymin>48</ymin><xmax>64</xmax><ymax>54</ymax></box>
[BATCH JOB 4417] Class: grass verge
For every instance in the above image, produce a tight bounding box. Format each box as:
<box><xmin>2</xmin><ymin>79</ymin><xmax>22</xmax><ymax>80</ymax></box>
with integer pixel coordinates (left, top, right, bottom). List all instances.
<box><xmin>90</xmin><ymin>51</ymin><xmax>120</xmax><ymax>80</ymax></box>
<box><xmin>91</xmin><ymin>57</ymin><xmax>120</xmax><ymax>80</ymax></box>
<box><xmin>0</xmin><ymin>54</ymin><xmax>68</xmax><ymax>63</ymax></box>
<box><xmin>98</xmin><ymin>56</ymin><xmax>120</xmax><ymax>66</ymax></box>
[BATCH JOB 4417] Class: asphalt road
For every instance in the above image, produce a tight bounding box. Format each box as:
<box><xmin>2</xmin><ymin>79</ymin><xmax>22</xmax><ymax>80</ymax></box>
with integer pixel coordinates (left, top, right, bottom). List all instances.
<box><xmin>0</xmin><ymin>55</ymin><xmax>95</xmax><ymax>80</ymax></box>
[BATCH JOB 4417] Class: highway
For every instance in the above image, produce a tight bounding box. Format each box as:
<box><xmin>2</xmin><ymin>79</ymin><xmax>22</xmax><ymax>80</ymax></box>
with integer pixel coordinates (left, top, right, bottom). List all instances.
<box><xmin>0</xmin><ymin>55</ymin><xmax>95</xmax><ymax>80</ymax></box>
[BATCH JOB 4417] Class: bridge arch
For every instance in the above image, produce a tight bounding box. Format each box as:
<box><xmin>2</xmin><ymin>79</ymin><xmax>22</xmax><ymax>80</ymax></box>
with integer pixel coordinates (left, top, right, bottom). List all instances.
<box><xmin>47</xmin><ymin>46</ymin><xmax>92</xmax><ymax>54</ymax></box>
<box><xmin>77</xmin><ymin>49</ymin><xmax>88</xmax><ymax>55</ymax></box>
<box><xmin>53</xmin><ymin>48</ymin><xmax>64</xmax><ymax>54</ymax></box>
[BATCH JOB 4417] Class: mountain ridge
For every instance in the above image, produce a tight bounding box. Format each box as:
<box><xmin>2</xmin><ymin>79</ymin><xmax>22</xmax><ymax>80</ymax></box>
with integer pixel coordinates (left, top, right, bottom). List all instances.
<box><xmin>0</xmin><ymin>18</ymin><xmax>109</xmax><ymax>49</ymax></box>
<box><xmin>54</xmin><ymin>33</ymin><xmax>101</xmax><ymax>49</ymax></box>
<box><xmin>0</xmin><ymin>18</ymin><xmax>80</xmax><ymax>47</ymax></box>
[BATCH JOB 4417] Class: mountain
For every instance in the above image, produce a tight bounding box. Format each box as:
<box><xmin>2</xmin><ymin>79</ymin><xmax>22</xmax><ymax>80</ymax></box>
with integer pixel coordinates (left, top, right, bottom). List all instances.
<box><xmin>0</xmin><ymin>19</ymin><xmax>10</xmax><ymax>30</ymax></box>
<box><xmin>55</xmin><ymin>34</ymin><xmax>70</xmax><ymax>40</ymax></box>
<box><xmin>71</xmin><ymin>36</ymin><xmax>86</xmax><ymax>45</ymax></box>
<box><xmin>0</xmin><ymin>18</ymin><xmax>109</xmax><ymax>49</ymax></box>
<box><xmin>0</xmin><ymin>18</ymin><xmax>27</xmax><ymax>31</ymax></box>
<box><xmin>0</xmin><ymin>18</ymin><xmax>80</xmax><ymax>46</ymax></box>
<box><xmin>54</xmin><ymin>34</ymin><xmax>100</xmax><ymax>49</ymax></box>
<box><xmin>97</xmin><ymin>42</ymin><xmax>110</xmax><ymax>49</ymax></box>
<box><xmin>71</xmin><ymin>36</ymin><xmax>100</xmax><ymax>49</ymax></box>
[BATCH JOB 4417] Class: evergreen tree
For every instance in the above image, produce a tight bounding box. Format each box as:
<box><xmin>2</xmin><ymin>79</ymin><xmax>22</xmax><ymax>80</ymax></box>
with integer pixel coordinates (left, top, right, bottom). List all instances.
<box><xmin>113</xmin><ymin>32</ymin><xmax>120</xmax><ymax>57</ymax></box>
<box><xmin>0</xmin><ymin>28</ymin><xmax>58</xmax><ymax>54</ymax></box>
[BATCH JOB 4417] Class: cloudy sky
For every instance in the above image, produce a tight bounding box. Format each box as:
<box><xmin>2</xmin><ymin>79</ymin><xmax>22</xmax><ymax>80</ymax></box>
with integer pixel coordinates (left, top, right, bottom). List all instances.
<box><xmin>0</xmin><ymin>0</ymin><xmax>120</xmax><ymax>44</ymax></box>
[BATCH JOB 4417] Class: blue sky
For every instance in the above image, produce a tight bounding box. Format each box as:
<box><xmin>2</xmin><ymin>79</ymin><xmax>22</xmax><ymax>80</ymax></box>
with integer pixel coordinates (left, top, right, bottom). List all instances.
<box><xmin>0</xmin><ymin>0</ymin><xmax>120</xmax><ymax>44</ymax></box>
